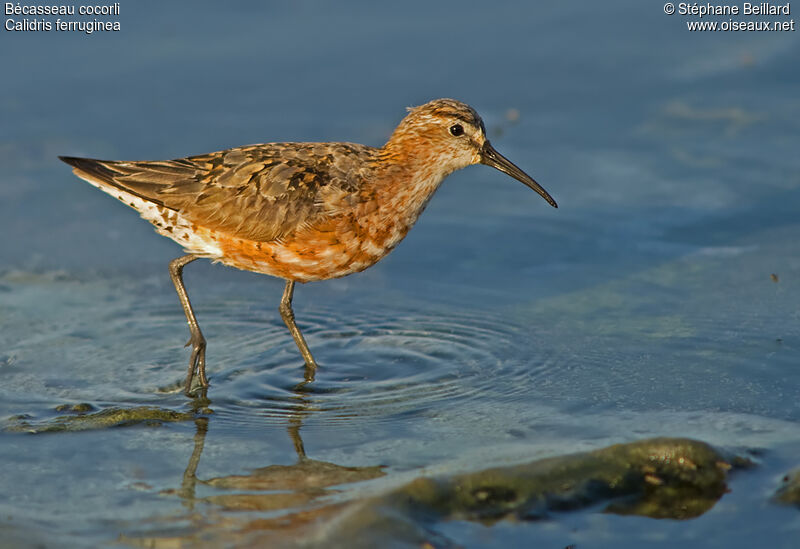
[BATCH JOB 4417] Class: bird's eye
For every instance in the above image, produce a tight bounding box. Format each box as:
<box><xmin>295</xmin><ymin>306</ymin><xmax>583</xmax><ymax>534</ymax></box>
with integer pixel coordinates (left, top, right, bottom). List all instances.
<box><xmin>449</xmin><ymin>124</ymin><xmax>464</xmax><ymax>137</ymax></box>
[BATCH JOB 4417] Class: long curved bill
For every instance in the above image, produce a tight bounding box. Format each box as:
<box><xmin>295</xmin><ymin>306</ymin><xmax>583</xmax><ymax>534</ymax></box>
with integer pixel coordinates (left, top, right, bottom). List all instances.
<box><xmin>480</xmin><ymin>141</ymin><xmax>558</xmax><ymax>208</ymax></box>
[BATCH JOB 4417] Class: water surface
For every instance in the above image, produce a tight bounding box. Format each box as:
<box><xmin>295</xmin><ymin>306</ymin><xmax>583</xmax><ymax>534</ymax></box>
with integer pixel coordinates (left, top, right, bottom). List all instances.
<box><xmin>1</xmin><ymin>1</ymin><xmax>800</xmax><ymax>547</ymax></box>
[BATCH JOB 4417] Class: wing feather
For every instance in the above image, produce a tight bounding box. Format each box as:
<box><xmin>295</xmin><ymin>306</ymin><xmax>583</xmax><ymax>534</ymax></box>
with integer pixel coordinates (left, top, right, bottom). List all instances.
<box><xmin>60</xmin><ymin>142</ymin><xmax>376</xmax><ymax>242</ymax></box>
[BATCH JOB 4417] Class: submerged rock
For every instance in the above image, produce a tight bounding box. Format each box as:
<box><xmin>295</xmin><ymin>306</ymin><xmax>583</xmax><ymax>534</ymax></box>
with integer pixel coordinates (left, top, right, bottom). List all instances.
<box><xmin>4</xmin><ymin>405</ymin><xmax>195</xmax><ymax>433</ymax></box>
<box><xmin>312</xmin><ymin>437</ymin><xmax>737</xmax><ymax>548</ymax></box>
<box><xmin>774</xmin><ymin>468</ymin><xmax>800</xmax><ymax>507</ymax></box>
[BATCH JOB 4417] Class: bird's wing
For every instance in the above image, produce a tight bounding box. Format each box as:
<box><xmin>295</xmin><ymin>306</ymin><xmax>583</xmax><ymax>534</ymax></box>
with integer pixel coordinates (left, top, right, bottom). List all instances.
<box><xmin>61</xmin><ymin>142</ymin><xmax>375</xmax><ymax>242</ymax></box>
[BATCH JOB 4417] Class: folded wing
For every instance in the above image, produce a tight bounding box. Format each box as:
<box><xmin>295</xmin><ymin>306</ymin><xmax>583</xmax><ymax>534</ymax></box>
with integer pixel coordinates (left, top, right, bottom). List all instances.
<box><xmin>60</xmin><ymin>142</ymin><xmax>374</xmax><ymax>242</ymax></box>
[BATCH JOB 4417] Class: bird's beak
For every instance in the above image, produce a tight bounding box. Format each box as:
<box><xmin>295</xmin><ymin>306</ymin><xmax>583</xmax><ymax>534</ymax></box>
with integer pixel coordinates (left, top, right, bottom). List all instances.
<box><xmin>480</xmin><ymin>141</ymin><xmax>558</xmax><ymax>208</ymax></box>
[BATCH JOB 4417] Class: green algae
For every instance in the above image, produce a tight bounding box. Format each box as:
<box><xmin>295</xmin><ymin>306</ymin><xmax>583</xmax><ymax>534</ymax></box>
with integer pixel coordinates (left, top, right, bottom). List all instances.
<box><xmin>317</xmin><ymin>437</ymin><xmax>738</xmax><ymax>547</ymax></box>
<box><xmin>5</xmin><ymin>405</ymin><xmax>196</xmax><ymax>433</ymax></box>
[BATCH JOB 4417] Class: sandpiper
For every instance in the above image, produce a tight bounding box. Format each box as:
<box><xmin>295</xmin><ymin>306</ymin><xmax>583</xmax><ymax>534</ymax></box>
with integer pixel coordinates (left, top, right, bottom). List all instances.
<box><xmin>61</xmin><ymin>99</ymin><xmax>557</xmax><ymax>394</ymax></box>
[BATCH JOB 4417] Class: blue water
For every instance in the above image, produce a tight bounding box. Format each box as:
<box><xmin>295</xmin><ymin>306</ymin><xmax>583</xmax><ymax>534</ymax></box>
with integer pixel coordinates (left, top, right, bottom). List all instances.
<box><xmin>2</xmin><ymin>1</ymin><xmax>800</xmax><ymax>547</ymax></box>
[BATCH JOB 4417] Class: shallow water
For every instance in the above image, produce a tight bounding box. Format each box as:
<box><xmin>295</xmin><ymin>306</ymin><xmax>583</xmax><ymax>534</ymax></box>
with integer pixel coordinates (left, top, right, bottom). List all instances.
<box><xmin>2</xmin><ymin>1</ymin><xmax>800</xmax><ymax>547</ymax></box>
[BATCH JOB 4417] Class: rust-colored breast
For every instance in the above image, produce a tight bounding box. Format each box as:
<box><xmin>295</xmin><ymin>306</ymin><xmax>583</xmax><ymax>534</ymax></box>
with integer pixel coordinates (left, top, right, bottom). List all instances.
<box><xmin>209</xmin><ymin>159</ymin><xmax>440</xmax><ymax>282</ymax></box>
<box><xmin>212</xmin><ymin>210</ymin><xmax>409</xmax><ymax>282</ymax></box>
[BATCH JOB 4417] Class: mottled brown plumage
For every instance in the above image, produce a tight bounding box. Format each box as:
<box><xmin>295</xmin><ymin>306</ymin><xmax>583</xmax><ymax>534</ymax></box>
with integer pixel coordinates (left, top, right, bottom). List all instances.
<box><xmin>60</xmin><ymin>98</ymin><xmax>557</xmax><ymax>394</ymax></box>
<box><xmin>62</xmin><ymin>142</ymin><xmax>375</xmax><ymax>243</ymax></box>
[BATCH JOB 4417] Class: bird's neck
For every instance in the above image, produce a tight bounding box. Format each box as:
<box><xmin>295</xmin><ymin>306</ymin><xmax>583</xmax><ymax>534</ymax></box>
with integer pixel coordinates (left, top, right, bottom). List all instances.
<box><xmin>373</xmin><ymin>144</ymin><xmax>452</xmax><ymax>229</ymax></box>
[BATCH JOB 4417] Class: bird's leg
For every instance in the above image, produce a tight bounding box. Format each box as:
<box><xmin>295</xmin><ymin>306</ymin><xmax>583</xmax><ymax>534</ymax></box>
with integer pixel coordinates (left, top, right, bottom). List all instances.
<box><xmin>168</xmin><ymin>254</ymin><xmax>208</xmax><ymax>394</ymax></box>
<box><xmin>279</xmin><ymin>280</ymin><xmax>318</xmax><ymax>380</ymax></box>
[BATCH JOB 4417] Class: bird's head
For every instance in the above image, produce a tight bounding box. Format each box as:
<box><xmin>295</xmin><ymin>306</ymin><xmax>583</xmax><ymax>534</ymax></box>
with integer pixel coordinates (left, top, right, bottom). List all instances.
<box><xmin>385</xmin><ymin>98</ymin><xmax>557</xmax><ymax>208</ymax></box>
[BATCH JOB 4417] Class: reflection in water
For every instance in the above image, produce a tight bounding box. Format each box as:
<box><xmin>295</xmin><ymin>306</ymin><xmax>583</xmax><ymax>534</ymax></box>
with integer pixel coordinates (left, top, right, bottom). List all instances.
<box><xmin>177</xmin><ymin>416</ymin><xmax>208</xmax><ymax>510</ymax></box>
<box><xmin>134</xmin><ymin>388</ymin><xmax>745</xmax><ymax>549</ymax></box>
<box><xmin>163</xmin><ymin>384</ymin><xmax>385</xmax><ymax>522</ymax></box>
<box><xmin>288</xmin><ymin>378</ymin><xmax>313</xmax><ymax>459</ymax></box>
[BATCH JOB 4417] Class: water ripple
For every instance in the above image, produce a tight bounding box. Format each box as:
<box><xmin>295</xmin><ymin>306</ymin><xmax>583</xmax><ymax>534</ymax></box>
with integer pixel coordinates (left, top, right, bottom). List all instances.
<box><xmin>188</xmin><ymin>303</ymin><xmax>559</xmax><ymax>427</ymax></box>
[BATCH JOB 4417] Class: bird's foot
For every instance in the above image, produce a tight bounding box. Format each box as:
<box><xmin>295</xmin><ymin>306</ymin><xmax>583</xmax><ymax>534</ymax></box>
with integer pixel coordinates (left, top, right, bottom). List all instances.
<box><xmin>184</xmin><ymin>334</ymin><xmax>208</xmax><ymax>395</ymax></box>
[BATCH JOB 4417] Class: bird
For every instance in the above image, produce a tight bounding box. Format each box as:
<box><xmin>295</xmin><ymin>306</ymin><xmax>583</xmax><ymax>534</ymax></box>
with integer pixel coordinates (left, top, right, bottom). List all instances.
<box><xmin>60</xmin><ymin>98</ymin><xmax>557</xmax><ymax>394</ymax></box>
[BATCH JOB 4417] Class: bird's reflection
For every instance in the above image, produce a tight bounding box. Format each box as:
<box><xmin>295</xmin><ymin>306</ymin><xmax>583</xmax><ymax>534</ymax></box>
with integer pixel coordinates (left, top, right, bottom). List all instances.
<box><xmin>288</xmin><ymin>377</ymin><xmax>312</xmax><ymax>459</ymax></box>
<box><xmin>177</xmin><ymin>416</ymin><xmax>207</xmax><ymax>510</ymax></box>
<box><xmin>173</xmin><ymin>381</ymin><xmax>385</xmax><ymax>514</ymax></box>
<box><xmin>144</xmin><ymin>386</ymin><xmax>738</xmax><ymax>548</ymax></box>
